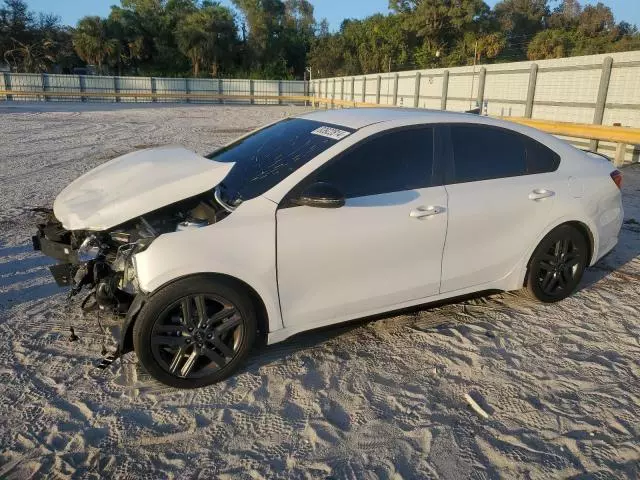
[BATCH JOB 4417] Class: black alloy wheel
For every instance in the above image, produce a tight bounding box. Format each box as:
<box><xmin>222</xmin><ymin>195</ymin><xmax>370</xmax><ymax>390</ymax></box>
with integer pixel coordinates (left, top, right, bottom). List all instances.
<box><xmin>150</xmin><ymin>294</ymin><xmax>243</xmax><ymax>379</ymax></box>
<box><xmin>526</xmin><ymin>225</ymin><xmax>588</xmax><ymax>303</ymax></box>
<box><xmin>133</xmin><ymin>277</ymin><xmax>256</xmax><ymax>388</ymax></box>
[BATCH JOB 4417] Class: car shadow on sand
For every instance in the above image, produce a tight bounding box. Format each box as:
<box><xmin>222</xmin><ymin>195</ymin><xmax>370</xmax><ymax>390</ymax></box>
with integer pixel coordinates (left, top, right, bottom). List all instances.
<box><xmin>0</xmin><ymin>243</ymin><xmax>63</xmax><ymax>311</ymax></box>
<box><xmin>111</xmin><ymin>291</ymin><xmax>498</xmax><ymax>395</ymax></box>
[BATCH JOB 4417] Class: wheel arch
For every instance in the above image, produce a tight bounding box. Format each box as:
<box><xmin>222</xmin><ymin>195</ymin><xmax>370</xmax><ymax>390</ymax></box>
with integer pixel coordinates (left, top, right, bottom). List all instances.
<box><xmin>563</xmin><ymin>220</ymin><xmax>594</xmax><ymax>266</ymax></box>
<box><xmin>120</xmin><ymin>272</ymin><xmax>271</xmax><ymax>354</ymax></box>
<box><xmin>522</xmin><ymin>219</ymin><xmax>596</xmax><ymax>287</ymax></box>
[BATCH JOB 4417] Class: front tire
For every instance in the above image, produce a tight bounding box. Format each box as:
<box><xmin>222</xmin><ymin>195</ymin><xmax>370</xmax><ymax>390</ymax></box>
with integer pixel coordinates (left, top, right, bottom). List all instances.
<box><xmin>133</xmin><ymin>277</ymin><xmax>256</xmax><ymax>389</ymax></box>
<box><xmin>525</xmin><ymin>225</ymin><xmax>588</xmax><ymax>303</ymax></box>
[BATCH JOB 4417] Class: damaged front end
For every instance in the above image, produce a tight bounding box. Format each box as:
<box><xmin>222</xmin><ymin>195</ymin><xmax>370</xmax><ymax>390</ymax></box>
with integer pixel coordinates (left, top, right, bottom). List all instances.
<box><xmin>32</xmin><ymin>190</ymin><xmax>232</xmax><ymax>362</ymax></box>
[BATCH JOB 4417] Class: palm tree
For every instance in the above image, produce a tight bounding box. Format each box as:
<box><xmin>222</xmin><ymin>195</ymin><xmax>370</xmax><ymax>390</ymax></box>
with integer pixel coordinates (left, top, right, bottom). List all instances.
<box><xmin>3</xmin><ymin>37</ymin><xmax>56</xmax><ymax>72</ymax></box>
<box><xmin>175</xmin><ymin>5</ymin><xmax>236</xmax><ymax>77</ymax></box>
<box><xmin>72</xmin><ymin>16</ymin><xmax>117</xmax><ymax>73</ymax></box>
<box><xmin>175</xmin><ymin>11</ymin><xmax>207</xmax><ymax>76</ymax></box>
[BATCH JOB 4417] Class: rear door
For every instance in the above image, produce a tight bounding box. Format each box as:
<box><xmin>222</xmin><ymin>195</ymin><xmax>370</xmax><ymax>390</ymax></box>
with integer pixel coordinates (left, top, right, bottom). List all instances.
<box><xmin>276</xmin><ymin>126</ymin><xmax>449</xmax><ymax>328</ymax></box>
<box><xmin>439</xmin><ymin>123</ymin><xmax>564</xmax><ymax>293</ymax></box>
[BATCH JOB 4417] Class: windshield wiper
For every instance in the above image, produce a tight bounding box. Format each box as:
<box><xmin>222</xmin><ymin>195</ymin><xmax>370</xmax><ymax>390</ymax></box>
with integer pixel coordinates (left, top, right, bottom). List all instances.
<box><xmin>214</xmin><ymin>184</ymin><xmax>235</xmax><ymax>213</ymax></box>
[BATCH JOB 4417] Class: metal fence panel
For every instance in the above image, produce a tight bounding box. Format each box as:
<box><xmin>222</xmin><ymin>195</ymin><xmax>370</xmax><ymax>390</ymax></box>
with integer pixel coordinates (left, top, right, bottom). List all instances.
<box><xmin>5</xmin><ymin>73</ymin><xmax>42</xmax><ymax>101</ymax></box>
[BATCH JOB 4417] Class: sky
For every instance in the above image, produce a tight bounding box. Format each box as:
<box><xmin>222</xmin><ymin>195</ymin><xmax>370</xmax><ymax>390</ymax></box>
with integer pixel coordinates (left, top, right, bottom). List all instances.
<box><xmin>25</xmin><ymin>0</ymin><xmax>640</xmax><ymax>30</ymax></box>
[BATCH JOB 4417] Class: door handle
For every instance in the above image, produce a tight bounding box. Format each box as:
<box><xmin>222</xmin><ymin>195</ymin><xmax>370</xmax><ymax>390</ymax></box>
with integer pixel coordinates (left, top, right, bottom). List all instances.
<box><xmin>409</xmin><ymin>206</ymin><xmax>446</xmax><ymax>219</ymax></box>
<box><xmin>529</xmin><ymin>189</ymin><xmax>555</xmax><ymax>201</ymax></box>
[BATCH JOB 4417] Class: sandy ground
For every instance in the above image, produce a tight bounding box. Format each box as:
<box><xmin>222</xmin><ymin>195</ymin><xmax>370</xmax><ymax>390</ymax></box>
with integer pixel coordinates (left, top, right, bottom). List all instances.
<box><xmin>0</xmin><ymin>102</ymin><xmax>639</xmax><ymax>479</ymax></box>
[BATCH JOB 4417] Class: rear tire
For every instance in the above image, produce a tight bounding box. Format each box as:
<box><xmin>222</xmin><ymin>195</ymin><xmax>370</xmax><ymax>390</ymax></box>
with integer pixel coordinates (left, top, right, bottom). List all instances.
<box><xmin>133</xmin><ymin>276</ymin><xmax>256</xmax><ymax>389</ymax></box>
<box><xmin>525</xmin><ymin>225</ymin><xmax>588</xmax><ymax>303</ymax></box>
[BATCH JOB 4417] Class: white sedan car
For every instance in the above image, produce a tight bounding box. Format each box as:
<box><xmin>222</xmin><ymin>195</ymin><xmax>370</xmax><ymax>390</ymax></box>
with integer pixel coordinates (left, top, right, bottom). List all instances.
<box><xmin>33</xmin><ymin>108</ymin><xmax>623</xmax><ymax>388</ymax></box>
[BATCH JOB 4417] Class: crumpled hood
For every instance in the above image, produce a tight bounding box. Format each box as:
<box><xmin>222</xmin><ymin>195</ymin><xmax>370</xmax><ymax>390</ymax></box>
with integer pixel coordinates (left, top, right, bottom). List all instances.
<box><xmin>54</xmin><ymin>145</ymin><xmax>234</xmax><ymax>231</ymax></box>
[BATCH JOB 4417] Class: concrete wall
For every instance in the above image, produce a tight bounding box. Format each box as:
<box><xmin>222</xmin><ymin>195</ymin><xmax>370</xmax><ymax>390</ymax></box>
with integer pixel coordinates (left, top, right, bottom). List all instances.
<box><xmin>311</xmin><ymin>51</ymin><xmax>640</xmax><ymax>162</ymax></box>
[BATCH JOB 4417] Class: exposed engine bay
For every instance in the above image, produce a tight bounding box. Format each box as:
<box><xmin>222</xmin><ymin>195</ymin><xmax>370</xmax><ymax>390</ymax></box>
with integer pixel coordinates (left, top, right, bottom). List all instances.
<box><xmin>33</xmin><ymin>188</ymin><xmax>231</xmax><ymax>315</ymax></box>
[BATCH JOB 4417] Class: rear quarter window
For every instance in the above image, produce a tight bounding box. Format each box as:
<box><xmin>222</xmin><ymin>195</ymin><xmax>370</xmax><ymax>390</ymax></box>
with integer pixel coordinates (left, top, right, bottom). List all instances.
<box><xmin>525</xmin><ymin>137</ymin><xmax>561</xmax><ymax>174</ymax></box>
<box><xmin>447</xmin><ymin>124</ymin><xmax>560</xmax><ymax>184</ymax></box>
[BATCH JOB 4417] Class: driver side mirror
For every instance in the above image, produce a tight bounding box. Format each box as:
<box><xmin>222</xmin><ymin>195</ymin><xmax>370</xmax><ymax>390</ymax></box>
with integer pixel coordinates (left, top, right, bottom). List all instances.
<box><xmin>291</xmin><ymin>182</ymin><xmax>345</xmax><ymax>209</ymax></box>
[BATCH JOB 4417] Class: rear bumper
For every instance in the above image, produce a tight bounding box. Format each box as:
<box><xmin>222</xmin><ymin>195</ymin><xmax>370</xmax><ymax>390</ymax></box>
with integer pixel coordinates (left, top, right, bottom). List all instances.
<box><xmin>593</xmin><ymin>195</ymin><xmax>623</xmax><ymax>264</ymax></box>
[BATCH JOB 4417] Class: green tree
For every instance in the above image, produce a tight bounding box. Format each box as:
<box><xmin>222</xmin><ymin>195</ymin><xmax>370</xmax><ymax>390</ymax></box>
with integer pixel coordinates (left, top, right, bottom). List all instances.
<box><xmin>175</xmin><ymin>4</ymin><xmax>236</xmax><ymax>77</ymax></box>
<box><xmin>72</xmin><ymin>16</ymin><xmax>118</xmax><ymax>73</ymax></box>
<box><xmin>548</xmin><ymin>0</ymin><xmax>581</xmax><ymax>29</ymax></box>
<box><xmin>527</xmin><ymin>29</ymin><xmax>573</xmax><ymax>59</ymax></box>
<box><xmin>391</xmin><ymin>0</ymin><xmax>490</xmax><ymax>46</ymax></box>
<box><xmin>578</xmin><ymin>2</ymin><xmax>615</xmax><ymax>38</ymax></box>
<box><xmin>493</xmin><ymin>0</ymin><xmax>548</xmax><ymax>60</ymax></box>
<box><xmin>3</xmin><ymin>37</ymin><xmax>55</xmax><ymax>72</ymax></box>
<box><xmin>1</xmin><ymin>0</ymin><xmax>76</xmax><ymax>72</ymax></box>
<box><xmin>232</xmin><ymin>0</ymin><xmax>316</xmax><ymax>78</ymax></box>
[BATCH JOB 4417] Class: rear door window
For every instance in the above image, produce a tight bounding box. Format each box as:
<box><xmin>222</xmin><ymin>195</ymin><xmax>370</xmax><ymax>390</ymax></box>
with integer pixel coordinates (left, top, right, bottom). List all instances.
<box><xmin>449</xmin><ymin>125</ymin><xmax>526</xmax><ymax>183</ymax></box>
<box><xmin>447</xmin><ymin>124</ymin><xmax>560</xmax><ymax>184</ymax></box>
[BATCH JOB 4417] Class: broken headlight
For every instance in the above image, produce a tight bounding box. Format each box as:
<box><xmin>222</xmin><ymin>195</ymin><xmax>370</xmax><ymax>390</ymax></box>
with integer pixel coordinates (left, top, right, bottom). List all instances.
<box><xmin>77</xmin><ymin>235</ymin><xmax>102</xmax><ymax>262</ymax></box>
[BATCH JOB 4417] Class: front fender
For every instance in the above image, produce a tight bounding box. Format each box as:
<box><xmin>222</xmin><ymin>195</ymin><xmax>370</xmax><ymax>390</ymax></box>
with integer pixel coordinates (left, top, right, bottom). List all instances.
<box><xmin>133</xmin><ymin>197</ymin><xmax>284</xmax><ymax>333</ymax></box>
<box><xmin>118</xmin><ymin>293</ymin><xmax>146</xmax><ymax>354</ymax></box>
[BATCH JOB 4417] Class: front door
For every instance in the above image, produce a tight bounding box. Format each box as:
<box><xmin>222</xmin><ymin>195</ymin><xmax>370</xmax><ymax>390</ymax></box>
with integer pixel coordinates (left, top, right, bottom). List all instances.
<box><xmin>276</xmin><ymin>126</ymin><xmax>449</xmax><ymax>328</ymax></box>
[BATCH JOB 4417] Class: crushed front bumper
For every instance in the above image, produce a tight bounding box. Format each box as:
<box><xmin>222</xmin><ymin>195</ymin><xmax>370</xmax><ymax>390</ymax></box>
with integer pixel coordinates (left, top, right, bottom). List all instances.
<box><xmin>32</xmin><ymin>211</ymin><xmax>140</xmax><ymax>362</ymax></box>
<box><xmin>32</xmin><ymin>216</ymin><xmax>80</xmax><ymax>287</ymax></box>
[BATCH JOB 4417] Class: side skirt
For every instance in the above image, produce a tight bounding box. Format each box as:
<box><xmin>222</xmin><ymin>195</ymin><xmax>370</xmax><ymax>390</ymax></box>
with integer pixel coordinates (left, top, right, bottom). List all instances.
<box><xmin>267</xmin><ymin>283</ymin><xmax>511</xmax><ymax>345</ymax></box>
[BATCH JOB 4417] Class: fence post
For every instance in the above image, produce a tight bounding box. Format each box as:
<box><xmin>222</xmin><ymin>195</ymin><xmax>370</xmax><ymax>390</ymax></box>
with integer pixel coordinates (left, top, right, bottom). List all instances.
<box><xmin>150</xmin><ymin>77</ymin><xmax>157</xmax><ymax>103</ymax></box>
<box><xmin>392</xmin><ymin>73</ymin><xmax>399</xmax><ymax>106</ymax></box>
<box><xmin>113</xmin><ymin>76</ymin><xmax>120</xmax><ymax>103</ymax></box>
<box><xmin>614</xmin><ymin>142</ymin><xmax>627</xmax><ymax>167</ymax></box>
<box><xmin>341</xmin><ymin>78</ymin><xmax>345</xmax><ymax>101</ymax></box>
<box><xmin>332</xmin><ymin>79</ymin><xmax>336</xmax><ymax>105</ymax></box>
<box><xmin>361</xmin><ymin>77</ymin><xmax>366</xmax><ymax>103</ymax></box>
<box><xmin>185</xmin><ymin>78</ymin><xmax>191</xmax><ymax>103</ymax></box>
<box><xmin>441</xmin><ymin>70</ymin><xmax>449</xmax><ymax>110</ymax></box>
<box><xmin>477</xmin><ymin>67</ymin><xmax>487</xmax><ymax>110</ymax></box>
<box><xmin>351</xmin><ymin>77</ymin><xmax>355</xmax><ymax>102</ymax></box>
<box><xmin>278</xmin><ymin>80</ymin><xmax>282</xmax><ymax>105</ymax></box>
<box><xmin>413</xmin><ymin>72</ymin><xmax>421</xmax><ymax>108</ymax></box>
<box><xmin>525</xmin><ymin>63</ymin><xmax>538</xmax><ymax>118</ymax></box>
<box><xmin>591</xmin><ymin>56</ymin><xmax>613</xmax><ymax>151</ymax></box>
<box><xmin>376</xmin><ymin>75</ymin><xmax>381</xmax><ymax>105</ymax></box>
<box><xmin>2</xmin><ymin>72</ymin><xmax>11</xmax><ymax>101</ymax></box>
<box><xmin>41</xmin><ymin>73</ymin><xmax>47</xmax><ymax>102</ymax></box>
<box><xmin>249</xmin><ymin>79</ymin><xmax>254</xmax><ymax>105</ymax></box>
<box><xmin>314</xmin><ymin>80</ymin><xmax>318</xmax><ymax>107</ymax></box>
<box><xmin>79</xmin><ymin>75</ymin><xmax>86</xmax><ymax>102</ymax></box>
<box><xmin>306</xmin><ymin>79</ymin><xmax>311</xmax><ymax>106</ymax></box>
<box><xmin>218</xmin><ymin>78</ymin><xmax>223</xmax><ymax>104</ymax></box>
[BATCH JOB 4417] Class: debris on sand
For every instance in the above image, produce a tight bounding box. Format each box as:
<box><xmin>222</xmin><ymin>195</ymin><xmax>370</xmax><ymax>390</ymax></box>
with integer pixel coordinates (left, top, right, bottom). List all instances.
<box><xmin>464</xmin><ymin>393</ymin><xmax>490</xmax><ymax>419</ymax></box>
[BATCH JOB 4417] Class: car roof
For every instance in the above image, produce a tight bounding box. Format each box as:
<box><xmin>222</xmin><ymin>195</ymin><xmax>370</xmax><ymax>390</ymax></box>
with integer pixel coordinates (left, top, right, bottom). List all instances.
<box><xmin>295</xmin><ymin>107</ymin><xmax>574</xmax><ymax>159</ymax></box>
<box><xmin>296</xmin><ymin>107</ymin><xmax>487</xmax><ymax>129</ymax></box>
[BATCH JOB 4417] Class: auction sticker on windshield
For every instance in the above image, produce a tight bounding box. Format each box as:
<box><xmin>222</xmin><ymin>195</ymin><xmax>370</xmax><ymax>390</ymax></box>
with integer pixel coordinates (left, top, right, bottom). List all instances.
<box><xmin>311</xmin><ymin>126</ymin><xmax>351</xmax><ymax>141</ymax></box>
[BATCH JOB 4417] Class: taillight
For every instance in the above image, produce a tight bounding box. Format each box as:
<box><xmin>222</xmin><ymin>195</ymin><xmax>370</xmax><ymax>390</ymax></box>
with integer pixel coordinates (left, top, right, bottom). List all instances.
<box><xmin>610</xmin><ymin>170</ymin><xmax>623</xmax><ymax>189</ymax></box>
